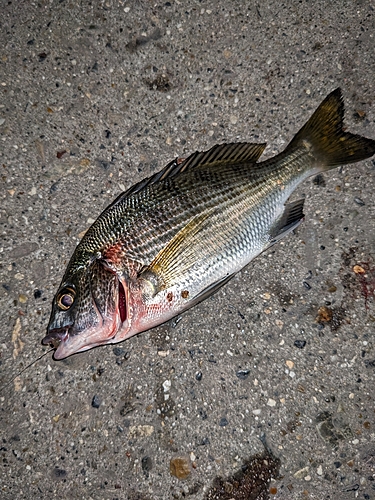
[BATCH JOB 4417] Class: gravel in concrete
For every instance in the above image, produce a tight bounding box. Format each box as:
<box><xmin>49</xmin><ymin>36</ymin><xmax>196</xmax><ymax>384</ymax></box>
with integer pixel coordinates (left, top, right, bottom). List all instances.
<box><xmin>1</xmin><ymin>1</ymin><xmax>375</xmax><ymax>499</ymax></box>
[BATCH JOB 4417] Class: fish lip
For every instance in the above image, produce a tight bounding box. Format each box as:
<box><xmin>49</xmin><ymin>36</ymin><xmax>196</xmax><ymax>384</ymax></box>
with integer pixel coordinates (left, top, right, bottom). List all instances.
<box><xmin>45</xmin><ymin>273</ymin><xmax>126</xmax><ymax>359</ymax></box>
<box><xmin>42</xmin><ymin>328</ymin><xmax>70</xmax><ymax>348</ymax></box>
<box><xmin>53</xmin><ymin>339</ymin><xmax>74</xmax><ymax>360</ymax></box>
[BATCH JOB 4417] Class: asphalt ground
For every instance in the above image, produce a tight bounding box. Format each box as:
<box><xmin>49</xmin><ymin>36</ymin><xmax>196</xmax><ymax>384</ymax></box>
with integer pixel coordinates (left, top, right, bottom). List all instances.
<box><xmin>1</xmin><ymin>1</ymin><xmax>375</xmax><ymax>499</ymax></box>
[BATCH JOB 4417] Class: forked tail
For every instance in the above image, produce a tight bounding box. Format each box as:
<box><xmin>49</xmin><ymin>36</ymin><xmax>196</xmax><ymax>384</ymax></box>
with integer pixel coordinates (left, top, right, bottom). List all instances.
<box><xmin>287</xmin><ymin>88</ymin><xmax>375</xmax><ymax>171</ymax></box>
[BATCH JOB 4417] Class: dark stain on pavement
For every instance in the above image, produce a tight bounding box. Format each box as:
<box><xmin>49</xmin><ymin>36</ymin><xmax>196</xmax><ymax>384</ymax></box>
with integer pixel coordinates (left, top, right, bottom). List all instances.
<box><xmin>204</xmin><ymin>448</ymin><xmax>280</xmax><ymax>499</ymax></box>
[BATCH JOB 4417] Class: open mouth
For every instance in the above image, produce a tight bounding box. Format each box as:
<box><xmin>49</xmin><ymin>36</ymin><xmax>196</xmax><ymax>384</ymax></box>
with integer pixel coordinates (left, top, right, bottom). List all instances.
<box><xmin>43</xmin><ymin>275</ymin><xmax>128</xmax><ymax>359</ymax></box>
<box><xmin>42</xmin><ymin>328</ymin><xmax>69</xmax><ymax>349</ymax></box>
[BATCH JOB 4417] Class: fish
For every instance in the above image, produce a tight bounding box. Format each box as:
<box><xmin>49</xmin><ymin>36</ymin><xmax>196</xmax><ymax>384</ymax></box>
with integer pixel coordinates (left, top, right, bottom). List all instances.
<box><xmin>43</xmin><ymin>88</ymin><xmax>375</xmax><ymax>359</ymax></box>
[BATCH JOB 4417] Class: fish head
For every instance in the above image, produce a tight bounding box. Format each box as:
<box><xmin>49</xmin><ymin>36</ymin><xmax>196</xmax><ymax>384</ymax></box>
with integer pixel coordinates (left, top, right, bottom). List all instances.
<box><xmin>43</xmin><ymin>259</ymin><xmax>126</xmax><ymax>359</ymax></box>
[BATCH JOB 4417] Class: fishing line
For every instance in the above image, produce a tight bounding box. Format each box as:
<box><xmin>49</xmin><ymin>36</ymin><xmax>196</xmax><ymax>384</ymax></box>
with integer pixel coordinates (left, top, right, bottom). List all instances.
<box><xmin>0</xmin><ymin>348</ymin><xmax>55</xmax><ymax>394</ymax></box>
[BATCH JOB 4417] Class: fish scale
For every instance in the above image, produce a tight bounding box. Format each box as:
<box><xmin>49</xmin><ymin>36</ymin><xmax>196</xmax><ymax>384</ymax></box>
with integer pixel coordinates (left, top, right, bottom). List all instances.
<box><xmin>102</xmin><ymin>159</ymin><xmax>298</xmax><ymax>268</ymax></box>
<box><xmin>43</xmin><ymin>89</ymin><xmax>375</xmax><ymax>359</ymax></box>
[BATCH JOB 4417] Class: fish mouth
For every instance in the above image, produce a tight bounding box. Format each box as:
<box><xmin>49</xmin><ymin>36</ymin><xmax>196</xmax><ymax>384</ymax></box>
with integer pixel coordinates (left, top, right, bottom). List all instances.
<box><xmin>42</xmin><ymin>328</ymin><xmax>69</xmax><ymax>349</ymax></box>
<box><xmin>43</xmin><ymin>277</ymin><xmax>129</xmax><ymax>360</ymax></box>
<box><xmin>42</xmin><ymin>324</ymin><xmax>116</xmax><ymax>360</ymax></box>
<box><xmin>42</xmin><ymin>280</ymin><xmax>129</xmax><ymax>360</ymax></box>
<box><xmin>42</xmin><ymin>327</ymin><xmax>73</xmax><ymax>360</ymax></box>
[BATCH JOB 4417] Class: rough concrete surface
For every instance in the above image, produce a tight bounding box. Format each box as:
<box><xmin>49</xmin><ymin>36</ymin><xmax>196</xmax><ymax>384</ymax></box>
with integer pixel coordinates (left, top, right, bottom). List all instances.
<box><xmin>1</xmin><ymin>1</ymin><xmax>375</xmax><ymax>499</ymax></box>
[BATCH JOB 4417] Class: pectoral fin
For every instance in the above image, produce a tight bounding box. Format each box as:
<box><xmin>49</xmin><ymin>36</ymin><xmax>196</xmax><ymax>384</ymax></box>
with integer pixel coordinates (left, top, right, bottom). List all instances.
<box><xmin>188</xmin><ymin>273</ymin><xmax>236</xmax><ymax>306</ymax></box>
<box><xmin>269</xmin><ymin>198</ymin><xmax>305</xmax><ymax>244</ymax></box>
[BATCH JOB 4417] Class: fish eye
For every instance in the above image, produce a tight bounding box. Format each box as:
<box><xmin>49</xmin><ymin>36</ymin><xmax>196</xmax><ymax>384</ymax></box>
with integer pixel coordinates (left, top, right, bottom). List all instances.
<box><xmin>57</xmin><ymin>288</ymin><xmax>75</xmax><ymax>311</ymax></box>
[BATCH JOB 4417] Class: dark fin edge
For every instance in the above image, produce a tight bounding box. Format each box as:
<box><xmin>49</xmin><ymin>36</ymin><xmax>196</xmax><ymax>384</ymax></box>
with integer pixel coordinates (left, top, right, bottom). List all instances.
<box><xmin>287</xmin><ymin>88</ymin><xmax>375</xmax><ymax>170</ymax></box>
<box><xmin>269</xmin><ymin>198</ymin><xmax>305</xmax><ymax>243</ymax></box>
<box><xmin>188</xmin><ymin>273</ymin><xmax>236</xmax><ymax>308</ymax></box>
<box><xmin>177</xmin><ymin>142</ymin><xmax>266</xmax><ymax>172</ymax></box>
<box><xmin>107</xmin><ymin>143</ymin><xmax>267</xmax><ymax>209</ymax></box>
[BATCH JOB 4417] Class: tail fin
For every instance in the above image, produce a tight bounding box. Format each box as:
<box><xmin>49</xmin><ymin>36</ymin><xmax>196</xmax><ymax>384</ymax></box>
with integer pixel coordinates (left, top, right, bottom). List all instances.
<box><xmin>287</xmin><ymin>88</ymin><xmax>375</xmax><ymax>171</ymax></box>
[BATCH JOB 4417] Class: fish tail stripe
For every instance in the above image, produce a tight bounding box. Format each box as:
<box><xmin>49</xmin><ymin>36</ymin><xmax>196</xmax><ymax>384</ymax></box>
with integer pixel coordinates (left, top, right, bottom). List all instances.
<box><xmin>286</xmin><ymin>88</ymin><xmax>375</xmax><ymax>169</ymax></box>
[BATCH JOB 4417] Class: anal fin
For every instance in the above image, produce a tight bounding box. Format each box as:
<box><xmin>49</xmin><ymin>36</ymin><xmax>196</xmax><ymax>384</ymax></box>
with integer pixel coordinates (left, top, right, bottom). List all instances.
<box><xmin>270</xmin><ymin>198</ymin><xmax>305</xmax><ymax>244</ymax></box>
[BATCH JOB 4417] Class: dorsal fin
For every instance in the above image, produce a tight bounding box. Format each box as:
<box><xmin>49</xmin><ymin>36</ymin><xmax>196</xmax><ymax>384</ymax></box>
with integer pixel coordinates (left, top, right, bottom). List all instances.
<box><xmin>105</xmin><ymin>157</ymin><xmax>180</xmax><ymax>210</ymax></box>
<box><xmin>107</xmin><ymin>142</ymin><xmax>266</xmax><ymax>209</ymax></box>
<box><xmin>176</xmin><ymin>142</ymin><xmax>266</xmax><ymax>172</ymax></box>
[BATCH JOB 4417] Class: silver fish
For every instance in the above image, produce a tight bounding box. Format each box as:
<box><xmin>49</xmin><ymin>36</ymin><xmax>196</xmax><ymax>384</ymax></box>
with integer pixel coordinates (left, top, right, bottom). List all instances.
<box><xmin>43</xmin><ymin>88</ymin><xmax>375</xmax><ymax>359</ymax></box>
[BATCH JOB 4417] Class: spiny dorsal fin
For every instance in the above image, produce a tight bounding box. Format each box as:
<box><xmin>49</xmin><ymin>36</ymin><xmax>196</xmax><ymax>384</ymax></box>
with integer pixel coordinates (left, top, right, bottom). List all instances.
<box><xmin>105</xmin><ymin>157</ymin><xmax>181</xmax><ymax>209</ymax></box>
<box><xmin>177</xmin><ymin>142</ymin><xmax>266</xmax><ymax>172</ymax></box>
<box><xmin>107</xmin><ymin>143</ymin><xmax>266</xmax><ymax>208</ymax></box>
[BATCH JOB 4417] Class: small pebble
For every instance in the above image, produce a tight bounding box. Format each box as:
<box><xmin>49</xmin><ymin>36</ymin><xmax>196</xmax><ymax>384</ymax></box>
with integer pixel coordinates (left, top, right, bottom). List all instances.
<box><xmin>219</xmin><ymin>417</ymin><xmax>228</xmax><ymax>427</ymax></box>
<box><xmin>353</xmin><ymin>264</ymin><xmax>365</xmax><ymax>274</ymax></box>
<box><xmin>113</xmin><ymin>347</ymin><xmax>125</xmax><ymax>356</ymax></box>
<box><xmin>141</xmin><ymin>456</ymin><xmax>152</xmax><ymax>477</ymax></box>
<box><xmin>53</xmin><ymin>468</ymin><xmax>67</xmax><ymax>479</ymax></box>
<box><xmin>303</xmin><ymin>281</ymin><xmax>311</xmax><ymax>290</ymax></box>
<box><xmin>267</xmin><ymin>398</ymin><xmax>276</xmax><ymax>407</ymax></box>
<box><xmin>354</xmin><ymin>197</ymin><xmax>365</xmax><ymax>206</ymax></box>
<box><xmin>236</xmin><ymin>369</ymin><xmax>250</xmax><ymax>380</ymax></box>
<box><xmin>163</xmin><ymin>380</ymin><xmax>171</xmax><ymax>392</ymax></box>
<box><xmin>285</xmin><ymin>360</ymin><xmax>294</xmax><ymax>369</ymax></box>
<box><xmin>158</xmin><ymin>350</ymin><xmax>169</xmax><ymax>357</ymax></box>
<box><xmin>91</xmin><ymin>395</ymin><xmax>101</xmax><ymax>408</ymax></box>
<box><xmin>195</xmin><ymin>371</ymin><xmax>202</xmax><ymax>381</ymax></box>
<box><xmin>294</xmin><ymin>340</ymin><xmax>306</xmax><ymax>349</ymax></box>
<box><xmin>170</xmin><ymin>456</ymin><xmax>191</xmax><ymax>480</ymax></box>
<box><xmin>294</xmin><ymin>466</ymin><xmax>309</xmax><ymax>478</ymax></box>
<box><xmin>313</xmin><ymin>174</ymin><xmax>325</xmax><ymax>186</ymax></box>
